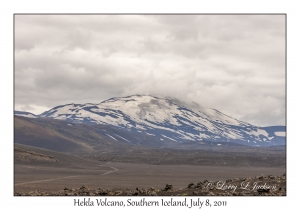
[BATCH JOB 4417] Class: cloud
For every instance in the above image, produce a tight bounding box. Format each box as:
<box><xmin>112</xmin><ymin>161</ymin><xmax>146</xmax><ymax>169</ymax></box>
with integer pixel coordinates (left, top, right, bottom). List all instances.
<box><xmin>14</xmin><ymin>15</ymin><xmax>286</xmax><ymax>126</ymax></box>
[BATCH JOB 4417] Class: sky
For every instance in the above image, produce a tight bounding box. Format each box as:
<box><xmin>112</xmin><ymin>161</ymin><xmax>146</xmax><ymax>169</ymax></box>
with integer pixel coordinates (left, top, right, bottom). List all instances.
<box><xmin>14</xmin><ymin>15</ymin><xmax>286</xmax><ymax>126</ymax></box>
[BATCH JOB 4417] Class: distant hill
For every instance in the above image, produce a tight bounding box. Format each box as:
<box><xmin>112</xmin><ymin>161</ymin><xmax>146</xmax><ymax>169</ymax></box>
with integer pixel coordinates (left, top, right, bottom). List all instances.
<box><xmin>14</xmin><ymin>110</ymin><xmax>37</xmax><ymax>118</ymax></box>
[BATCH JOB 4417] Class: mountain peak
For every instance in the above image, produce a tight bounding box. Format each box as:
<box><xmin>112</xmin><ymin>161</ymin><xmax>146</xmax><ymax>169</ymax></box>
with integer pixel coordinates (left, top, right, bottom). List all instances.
<box><xmin>15</xmin><ymin>95</ymin><xmax>286</xmax><ymax>147</ymax></box>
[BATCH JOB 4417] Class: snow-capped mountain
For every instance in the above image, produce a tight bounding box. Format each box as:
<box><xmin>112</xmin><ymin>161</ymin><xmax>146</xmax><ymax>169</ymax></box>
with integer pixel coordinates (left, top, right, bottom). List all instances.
<box><xmin>15</xmin><ymin>95</ymin><xmax>286</xmax><ymax>146</ymax></box>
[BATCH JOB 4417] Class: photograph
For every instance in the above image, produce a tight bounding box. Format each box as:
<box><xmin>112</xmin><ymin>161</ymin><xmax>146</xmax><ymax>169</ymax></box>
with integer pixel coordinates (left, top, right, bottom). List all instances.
<box><xmin>14</xmin><ymin>14</ymin><xmax>286</xmax><ymax>197</ymax></box>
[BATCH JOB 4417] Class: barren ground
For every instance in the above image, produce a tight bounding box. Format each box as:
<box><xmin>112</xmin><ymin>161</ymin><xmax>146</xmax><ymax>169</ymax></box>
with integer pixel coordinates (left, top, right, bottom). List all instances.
<box><xmin>15</xmin><ymin>162</ymin><xmax>285</xmax><ymax>193</ymax></box>
<box><xmin>14</xmin><ymin>144</ymin><xmax>285</xmax><ymax>194</ymax></box>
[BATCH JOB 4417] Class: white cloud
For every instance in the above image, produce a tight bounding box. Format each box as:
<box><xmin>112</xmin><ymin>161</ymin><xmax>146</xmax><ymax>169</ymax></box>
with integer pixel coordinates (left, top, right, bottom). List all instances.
<box><xmin>14</xmin><ymin>15</ymin><xmax>285</xmax><ymax>126</ymax></box>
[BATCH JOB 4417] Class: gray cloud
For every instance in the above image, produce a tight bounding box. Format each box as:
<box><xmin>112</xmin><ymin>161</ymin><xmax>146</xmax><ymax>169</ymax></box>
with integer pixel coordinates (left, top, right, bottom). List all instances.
<box><xmin>14</xmin><ymin>15</ymin><xmax>285</xmax><ymax>126</ymax></box>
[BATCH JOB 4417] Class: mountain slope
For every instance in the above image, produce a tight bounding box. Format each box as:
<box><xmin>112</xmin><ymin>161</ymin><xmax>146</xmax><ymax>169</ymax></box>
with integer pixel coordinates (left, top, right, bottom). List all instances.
<box><xmin>15</xmin><ymin>115</ymin><xmax>177</xmax><ymax>154</ymax></box>
<box><xmin>14</xmin><ymin>111</ymin><xmax>37</xmax><ymax>118</ymax></box>
<box><xmin>14</xmin><ymin>116</ymin><xmax>94</xmax><ymax>153</ymax></box>
<box><xmin>16</xmin><ymin>95</ymin><xmax>286</xmax><ymax>147</ymax></box>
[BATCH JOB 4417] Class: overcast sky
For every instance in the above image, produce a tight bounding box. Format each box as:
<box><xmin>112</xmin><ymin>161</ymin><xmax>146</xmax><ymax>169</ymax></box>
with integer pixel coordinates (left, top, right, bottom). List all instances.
<box><xmin>14</xmin><ymin>15</ymin><xmax>285</xmax><ymax>126</ymax></box>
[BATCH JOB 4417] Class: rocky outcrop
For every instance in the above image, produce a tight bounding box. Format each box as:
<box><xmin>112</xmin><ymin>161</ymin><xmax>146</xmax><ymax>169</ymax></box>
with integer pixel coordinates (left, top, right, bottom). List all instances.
<box><xmin>14</xmin><ymin>174</ymin><xmax>286</xmax><ymax>196</ymax></box>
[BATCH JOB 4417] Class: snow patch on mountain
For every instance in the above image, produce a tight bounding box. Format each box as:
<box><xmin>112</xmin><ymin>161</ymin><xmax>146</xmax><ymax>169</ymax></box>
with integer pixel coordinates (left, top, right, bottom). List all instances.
<box><xmin>106</xmin><ymin>134</ymin><xmax>118</xmax><ymax>141</ymax></box>
<box><xmin>161</xmin><ymin>135</ymin><xmax>177</xmax><ymax>142</ymax></box>
<box><xmin>275</xmin><ymin>132</ymin><xmax>286</xmax><ymax>137</ymax></box>
<box><xmin>114</xmin><ymin>134</ymin><xmax>131</xmax><ymax>143</ymax></box>
<box><xmin>16</xmin><ymin>95</ymin><xmax>286</xmax><ymax>147</ymax></box>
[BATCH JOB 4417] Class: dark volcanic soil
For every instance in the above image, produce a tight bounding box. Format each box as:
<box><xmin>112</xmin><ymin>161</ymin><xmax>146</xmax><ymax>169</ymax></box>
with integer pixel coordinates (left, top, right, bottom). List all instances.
<box><xmin>15</xmin><ymin>174</ymin><xmax>286</xmax><ymax>196</ymax></box>
<box><xmin>15</xmin><ymin>162</ymin><xmax>285</xmax><ymax>193</ymax></box>
<box><xmin>14</xmin><ymin>144</ymin><xmax>286</xmax><ymax>196</ymax></box>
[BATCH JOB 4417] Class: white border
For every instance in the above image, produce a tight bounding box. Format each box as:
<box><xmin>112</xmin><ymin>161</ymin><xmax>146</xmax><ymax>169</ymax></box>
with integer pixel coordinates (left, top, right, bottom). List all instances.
<box><xmin>2</xmin><ymin>0</ymin><xmax>297</xmax><ymax>209</ymax></box>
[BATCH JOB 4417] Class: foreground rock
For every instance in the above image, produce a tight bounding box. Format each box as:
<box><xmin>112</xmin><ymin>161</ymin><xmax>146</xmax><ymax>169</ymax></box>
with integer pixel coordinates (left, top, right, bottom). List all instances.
<box><xmin>15</xmin><ymin>174</ymin><xmax>286</xmax><ymax>196</ymax></box>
